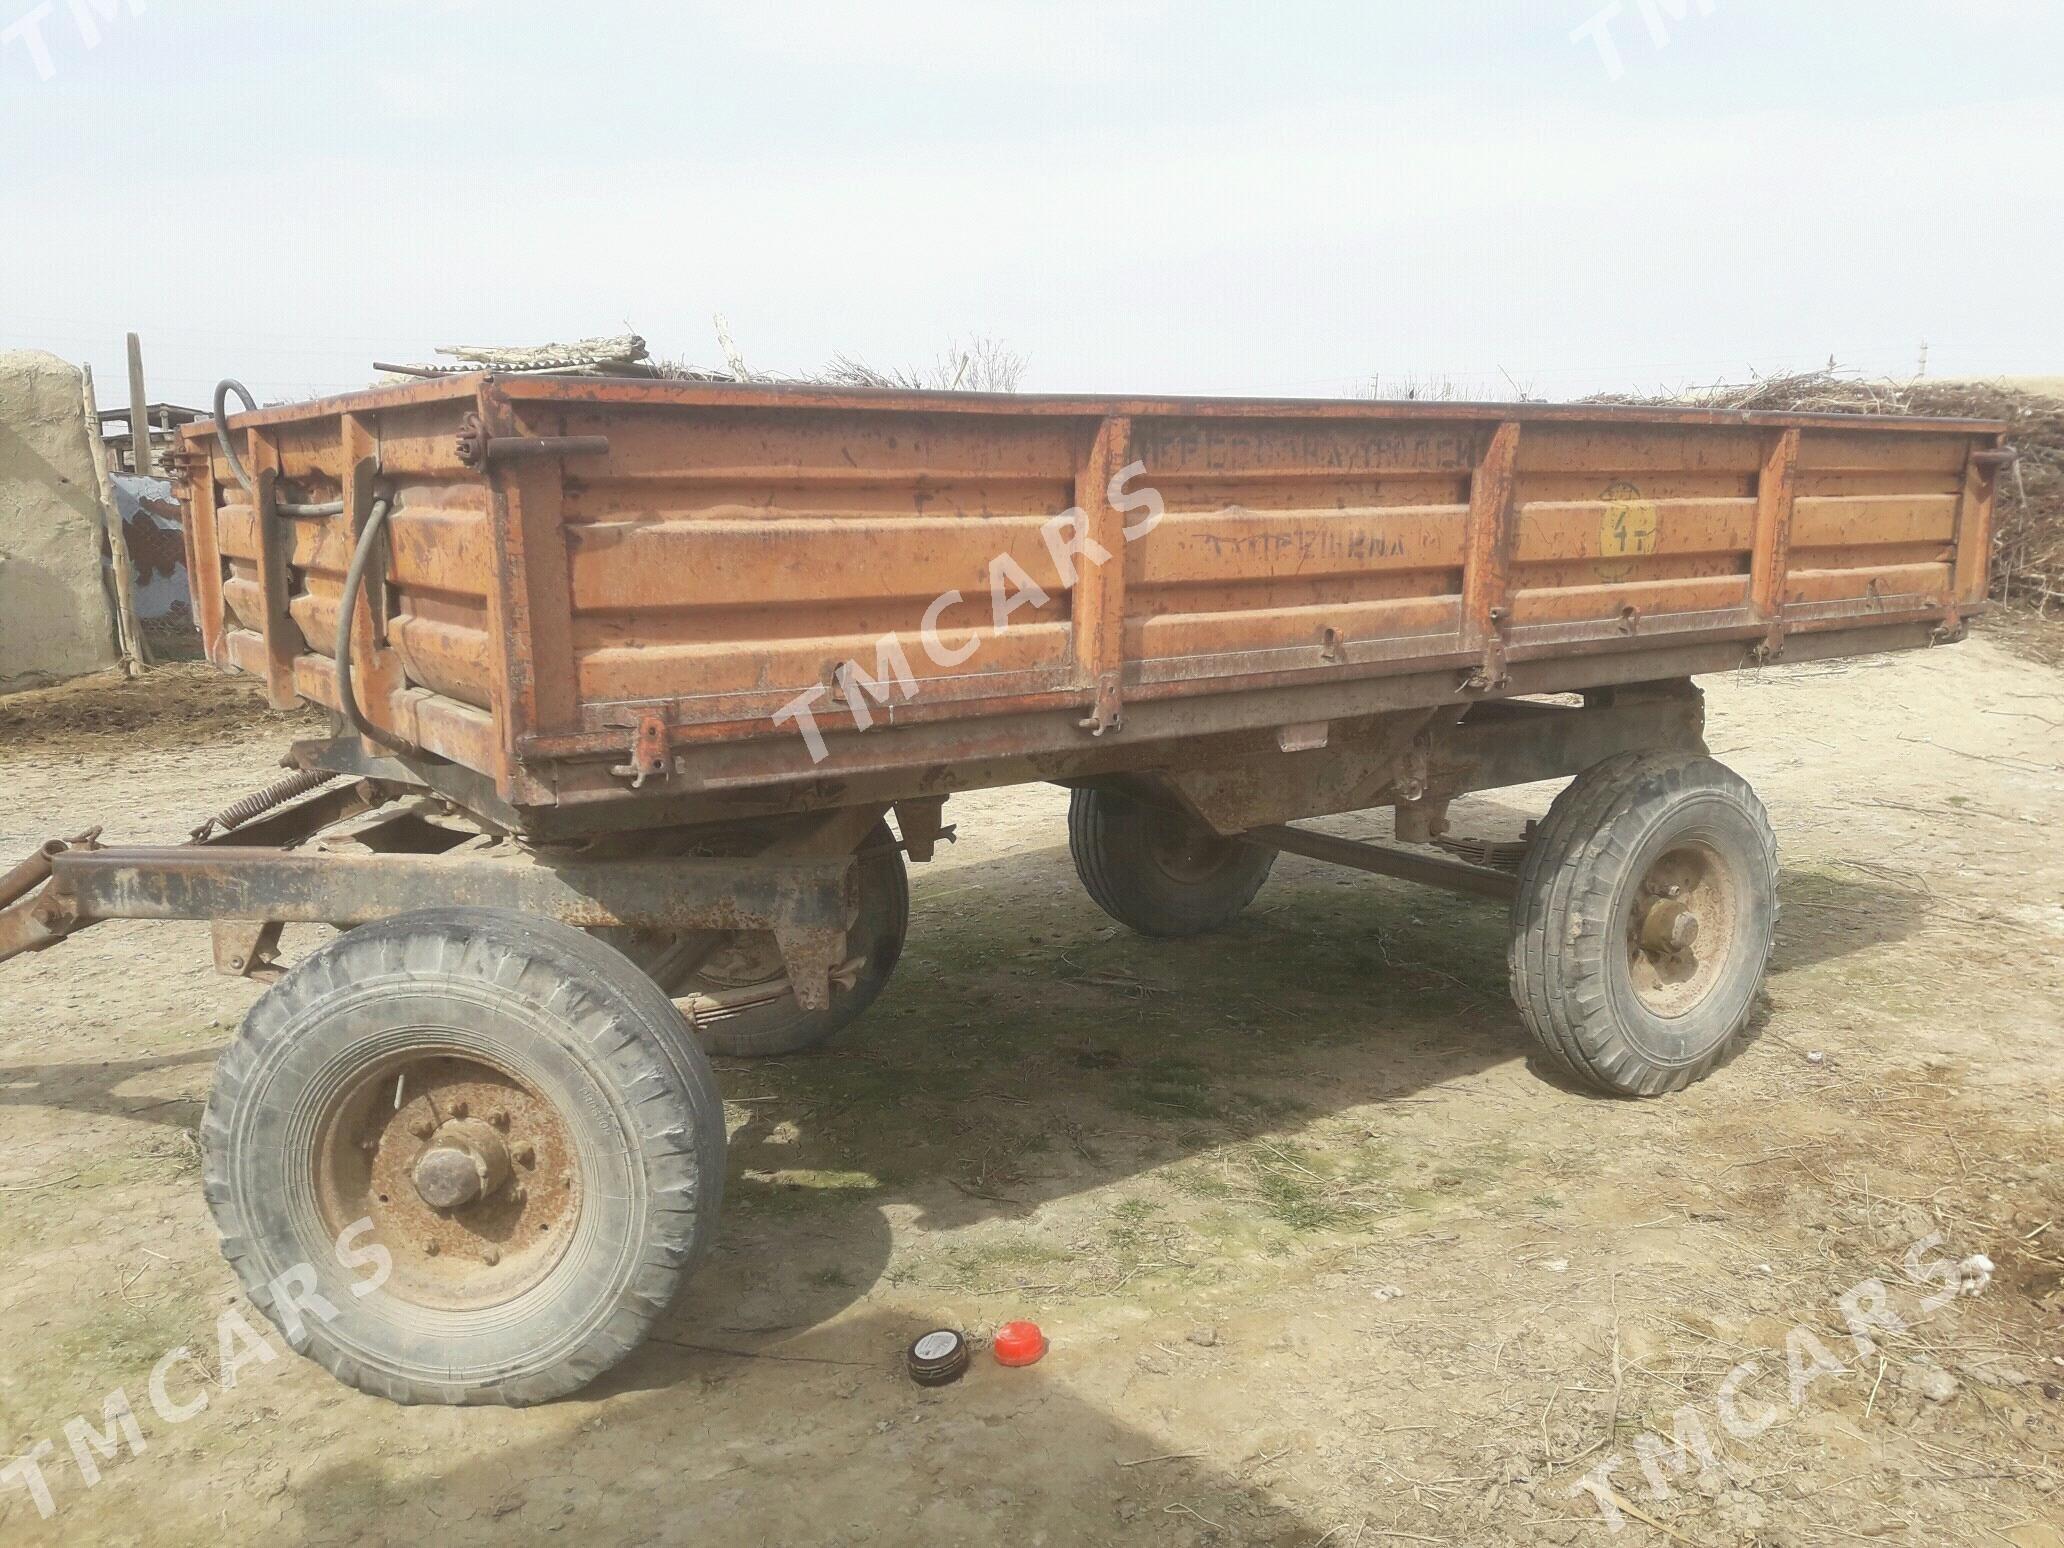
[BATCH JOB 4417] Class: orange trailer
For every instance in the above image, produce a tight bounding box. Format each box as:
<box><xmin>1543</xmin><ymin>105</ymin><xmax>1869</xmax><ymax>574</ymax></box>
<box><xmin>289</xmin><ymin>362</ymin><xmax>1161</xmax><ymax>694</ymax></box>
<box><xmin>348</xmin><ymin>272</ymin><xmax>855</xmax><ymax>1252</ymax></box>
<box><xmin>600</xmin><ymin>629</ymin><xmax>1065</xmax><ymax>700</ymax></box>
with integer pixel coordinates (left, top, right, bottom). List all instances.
<box><xmin>0</xmin><ymin>375</ymin><xmax>2012</xmax><ymax>1405</ymax></box>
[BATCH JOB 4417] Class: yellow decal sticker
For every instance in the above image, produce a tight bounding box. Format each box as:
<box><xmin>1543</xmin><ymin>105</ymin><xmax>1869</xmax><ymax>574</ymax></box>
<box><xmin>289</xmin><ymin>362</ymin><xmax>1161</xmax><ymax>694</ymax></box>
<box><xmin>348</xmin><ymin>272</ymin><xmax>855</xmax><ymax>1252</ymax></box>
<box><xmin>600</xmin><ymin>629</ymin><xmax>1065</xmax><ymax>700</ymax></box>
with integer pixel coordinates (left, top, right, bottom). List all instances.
<box><xmin>1598</xmin><ymin>481</ymin><xmax>1659</xmax><ymax>580</ymax></box>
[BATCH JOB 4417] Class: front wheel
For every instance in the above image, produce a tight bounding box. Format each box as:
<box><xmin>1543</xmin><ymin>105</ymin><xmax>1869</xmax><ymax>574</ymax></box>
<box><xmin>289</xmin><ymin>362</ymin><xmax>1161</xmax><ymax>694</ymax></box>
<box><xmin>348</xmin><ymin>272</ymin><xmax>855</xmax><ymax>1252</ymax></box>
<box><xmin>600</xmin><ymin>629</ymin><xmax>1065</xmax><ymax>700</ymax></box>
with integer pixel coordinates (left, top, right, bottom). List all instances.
<box><xmin>202</xmin><ymin>908</ymin><xmax>725</xmax><ymax>1406</ymax></box>
<box><xmin>1509</xmin><ymin>751</ymin><xmax>1777</xmax><ymax>1098</ymax></box>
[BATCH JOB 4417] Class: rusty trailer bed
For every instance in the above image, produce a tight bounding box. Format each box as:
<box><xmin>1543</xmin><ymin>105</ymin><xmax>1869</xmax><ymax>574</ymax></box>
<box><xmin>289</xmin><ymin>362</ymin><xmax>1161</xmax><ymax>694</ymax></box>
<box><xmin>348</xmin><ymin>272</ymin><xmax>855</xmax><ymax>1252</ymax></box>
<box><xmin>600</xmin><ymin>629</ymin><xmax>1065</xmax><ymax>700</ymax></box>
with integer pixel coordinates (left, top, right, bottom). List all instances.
<box><xmin>173</xmin><ymin>377</ymin><xmax>2007</xmax><ymax>834</ymax></box>
<box><xmin>0</xmin><ymin>372</ymin><xmax>2016</xmax><ymax>1407</ymax></box>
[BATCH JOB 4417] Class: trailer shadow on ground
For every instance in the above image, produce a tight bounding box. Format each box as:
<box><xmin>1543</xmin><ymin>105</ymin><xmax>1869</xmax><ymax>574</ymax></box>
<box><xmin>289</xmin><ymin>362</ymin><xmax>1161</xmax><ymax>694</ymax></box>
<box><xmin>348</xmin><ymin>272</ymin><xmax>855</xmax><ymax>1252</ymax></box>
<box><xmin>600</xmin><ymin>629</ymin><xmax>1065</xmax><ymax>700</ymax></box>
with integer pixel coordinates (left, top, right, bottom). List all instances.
<box><xmin>0</xmin><ymin>1046</ymin><xmax>214</xmax><ymax>1131</ymax></box>
<box><xmin>0</xmin><ymin>833</ymin><xmax>1932</xmax><ymax>1363</ymax></box>
<box><xmin>612</xmin><ymin>833</ymin><xmax>1936</xmax><ymax>1379</ymax></box>
<box><xmin>280</xmin><ymin>1307</ymin><xmax>1322</xmax><ymax>1545</ymax></box>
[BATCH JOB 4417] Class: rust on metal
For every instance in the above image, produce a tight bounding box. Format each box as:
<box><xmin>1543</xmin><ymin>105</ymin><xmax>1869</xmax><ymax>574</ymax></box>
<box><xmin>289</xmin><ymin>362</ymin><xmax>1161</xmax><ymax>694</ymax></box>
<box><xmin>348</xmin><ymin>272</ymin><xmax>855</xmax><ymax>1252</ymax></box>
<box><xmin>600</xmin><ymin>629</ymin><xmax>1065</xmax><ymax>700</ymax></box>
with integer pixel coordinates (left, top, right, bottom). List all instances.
<box><xmin>1071</xmin><ymin>416</ymin><xmax>1132</xmax><ymax>736</ymax></box>
<box><xmin>1461</xmin><ymin>421</ymin><xmax>1522</xmax><ymax>693</ymax></box>
<box><xmin>611</xmin><ymin>712</ymin><xmax>673</xmax><ymax>789</ymax></box>
<box><xmin>455</xmin><ymin>410</ymin><xmax>611</xmax><ymax>470</ymax></box>
<box><xmin>313</xmin><ymin>1051</ymin><xmax>580</xmax><ymax>1309</ymax></box>
<box><xmin>39</xmin><ymin>845</ymin><xmax>854</xmax><ymax>935</ymax></box>
<box><xmin>210</xmin><ymin>918</ymin><xmax>285</xmax><ymax>981</ymax></box>
<box><xmin>1242</xmin><ymin>823</ymin><xmax>1520</xmax><ymax>902</ymax></box>
<box><xmin>0</xmin><ymin>830</ymin><xmax>101</xmax><ymax>912</ymax></box>
<box><xmin>1749</xmin><ymin>428</ymin><xmax>1800</xmax><ymax>659</ymax></box>
<box><xmin>1626</xmin><ymin>841</ymin><xmax>1738</xmax><ymax>1017</ymax></box>
<box><xmin>1155</xmin><ymin>685</ymin><xmax>1705</xmax><ymax>836</ymax></box>
<box><xmin>173</xmin><ymin>375</ymin><xmax>2001</xmax><ymax>831</ymax></box>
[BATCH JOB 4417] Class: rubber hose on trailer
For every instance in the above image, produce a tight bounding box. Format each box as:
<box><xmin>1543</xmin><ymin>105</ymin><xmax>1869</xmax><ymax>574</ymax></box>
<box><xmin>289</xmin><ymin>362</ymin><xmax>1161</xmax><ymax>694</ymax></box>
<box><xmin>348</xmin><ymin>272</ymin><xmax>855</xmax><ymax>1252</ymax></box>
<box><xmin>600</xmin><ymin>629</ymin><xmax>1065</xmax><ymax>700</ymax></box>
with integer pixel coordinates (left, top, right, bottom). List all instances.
<box><xmin>215</xmin><ymin>376</ymin><xmax>403</xmax><ymax>752</ymax></box>
<box><xmin>336</xmin><ymin>494</ymin><xmax>408</xmax><ymax>754</ymax></box>
<box><xmin>212</xmin><ymin>378</ymin><xmax>345</xmax><ymax>516</ymax></box>
<box><xmin>213</xmin><ymin>378</ymin><xmax>257</xmax><ymax>493</ymax></box>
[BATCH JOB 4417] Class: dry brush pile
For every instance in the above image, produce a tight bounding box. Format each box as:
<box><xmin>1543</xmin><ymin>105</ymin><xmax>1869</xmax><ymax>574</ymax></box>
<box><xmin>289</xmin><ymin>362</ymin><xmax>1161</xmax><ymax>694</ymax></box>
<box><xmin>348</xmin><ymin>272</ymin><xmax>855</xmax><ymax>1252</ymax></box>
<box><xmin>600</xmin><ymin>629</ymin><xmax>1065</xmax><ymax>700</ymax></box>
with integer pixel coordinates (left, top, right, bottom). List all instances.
<box><xmin>1591</xmin><ymin>371</ymin><xmax>2064</xmax><ymax>613</ymax></box>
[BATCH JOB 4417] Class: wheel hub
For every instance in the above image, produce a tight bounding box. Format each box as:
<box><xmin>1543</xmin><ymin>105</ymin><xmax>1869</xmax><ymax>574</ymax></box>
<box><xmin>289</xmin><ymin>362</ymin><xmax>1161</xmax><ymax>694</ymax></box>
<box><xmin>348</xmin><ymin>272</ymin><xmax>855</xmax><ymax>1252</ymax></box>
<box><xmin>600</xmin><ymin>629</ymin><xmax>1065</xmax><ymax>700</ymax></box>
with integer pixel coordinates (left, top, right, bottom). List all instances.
<box><xmin>411</xmin><ymin>1118</ymin><xmax>512</xmax><ymax>1209</ymax></box>
<box><xmin>1638</xmin><ymin>894</ymin><xmax>1700</xmax><ymax>957</ymax></box>
<box><xmin>1626</xmin><ymin>843</ymin><xmax>1738</xmax><ymax>1019</ymax></box>
<box><xmin>1146</xmin><ymin>806</ymin><xmax>1240</xmax><ymax>884</ymax></box>
<box><xmin>313</xmin><ymin>1052</ymin><xmax>582</xmax><ymax>1311</ymax></box>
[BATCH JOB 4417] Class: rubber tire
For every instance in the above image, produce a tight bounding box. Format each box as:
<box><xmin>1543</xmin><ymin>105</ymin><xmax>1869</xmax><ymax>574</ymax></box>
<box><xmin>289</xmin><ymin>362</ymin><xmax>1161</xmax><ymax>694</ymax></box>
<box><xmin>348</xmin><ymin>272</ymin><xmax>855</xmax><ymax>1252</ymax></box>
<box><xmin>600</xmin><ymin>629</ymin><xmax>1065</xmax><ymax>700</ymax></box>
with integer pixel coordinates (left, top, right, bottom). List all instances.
<box><xmin>1509</xmin><ymin>751</ymin><xmax>1778</xmax><ymax>1098</ymax></box>
<box><xmin>605</xmin><ymin>819</ymin><xmax>909</xmax><ymax>1059</ymax></box>
<box><xmin>202</xmin><ymin>908</ymin><xmax>725</xmax><ymax>1406</ymax></box>
<box><xmin>1068</xmin><ymin>786</ymin><xmax>1276</xmax><ymax>938</ymax></box>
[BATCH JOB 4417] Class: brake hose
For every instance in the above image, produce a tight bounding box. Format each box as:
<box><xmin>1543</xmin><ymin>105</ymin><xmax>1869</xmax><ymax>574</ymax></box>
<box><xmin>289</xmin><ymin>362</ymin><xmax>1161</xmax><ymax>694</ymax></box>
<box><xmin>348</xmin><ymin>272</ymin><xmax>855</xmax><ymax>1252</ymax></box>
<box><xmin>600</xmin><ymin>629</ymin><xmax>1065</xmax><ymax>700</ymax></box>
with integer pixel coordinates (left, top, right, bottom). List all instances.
<box><xmin>215</xmin><ymin>376</ymin><xmax>397</xmax><ymax>745</ymax></box>
<box><xmin>212</xmin><ymin>377</ymin><xmax>343</xmax><ymax>516</ymax></box>
<box><xmin>335</xmin><ymin>493</ymin><xmax>408</xmax><ymax>753</ymax></box>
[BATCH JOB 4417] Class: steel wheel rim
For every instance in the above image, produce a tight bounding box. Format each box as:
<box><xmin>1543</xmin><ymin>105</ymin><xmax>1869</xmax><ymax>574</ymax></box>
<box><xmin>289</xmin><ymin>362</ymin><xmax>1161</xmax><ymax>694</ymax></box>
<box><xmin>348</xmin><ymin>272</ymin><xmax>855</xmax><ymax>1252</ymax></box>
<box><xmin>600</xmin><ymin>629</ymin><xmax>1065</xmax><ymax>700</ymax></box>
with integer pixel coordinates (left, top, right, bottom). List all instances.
<box><xmin>1144</xmin><ymin>806</ymin><xmax>1239</xmax><ymax>885</ymax></box>
<box><xmin>312</xmin><ymin>1047</ymin><xmax>582</xmax><ymax>1312</ymax></box>
<box><xmin>1623</xmin><ymin>836</ymin><xmax>1741</xmax><ymax>1021</ymax></box>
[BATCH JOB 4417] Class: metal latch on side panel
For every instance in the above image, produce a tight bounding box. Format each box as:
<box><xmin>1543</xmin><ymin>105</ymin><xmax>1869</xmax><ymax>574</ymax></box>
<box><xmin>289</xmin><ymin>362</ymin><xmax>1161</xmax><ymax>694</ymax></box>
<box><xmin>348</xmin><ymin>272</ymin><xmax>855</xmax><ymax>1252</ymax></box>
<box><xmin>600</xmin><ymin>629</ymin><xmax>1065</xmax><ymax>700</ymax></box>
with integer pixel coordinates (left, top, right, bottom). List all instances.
<box><xmin>1463</xmin><ymin>609</ymin><xmax>1511</xmax><ymax>695</ymax></box>
<box><xmin>1079</xmin><ymin>676</ymin><xmax>1123</xmax><ymax>737</ymax></box>
<box><xmin>610</xmin><ymin>712</ymin><xmax>675</xmax><ymax>789</ymax></box>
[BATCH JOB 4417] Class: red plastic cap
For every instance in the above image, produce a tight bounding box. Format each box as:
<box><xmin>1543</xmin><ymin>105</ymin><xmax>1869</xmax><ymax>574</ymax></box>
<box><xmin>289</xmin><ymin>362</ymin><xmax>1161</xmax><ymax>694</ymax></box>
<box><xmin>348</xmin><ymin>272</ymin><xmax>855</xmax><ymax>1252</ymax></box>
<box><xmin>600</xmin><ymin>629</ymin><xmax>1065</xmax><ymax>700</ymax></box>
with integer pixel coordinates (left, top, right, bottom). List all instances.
<box><xmin>992</xmin><ymin>1320</ymin><xmax>1047</xmax><ymax>1367</ymax></box>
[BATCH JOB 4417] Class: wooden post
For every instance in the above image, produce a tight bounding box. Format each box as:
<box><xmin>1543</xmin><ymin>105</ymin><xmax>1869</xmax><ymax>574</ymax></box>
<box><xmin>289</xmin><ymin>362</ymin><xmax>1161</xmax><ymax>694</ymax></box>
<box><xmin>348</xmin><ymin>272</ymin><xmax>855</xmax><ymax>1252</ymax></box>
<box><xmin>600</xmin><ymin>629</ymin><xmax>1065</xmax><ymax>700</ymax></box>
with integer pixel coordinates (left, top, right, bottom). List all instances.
<box><xmin>80</xmin><ymin>364</ymin><xmax>149</xmax><ymax>675</ymax></box>
<box><xmin>126</xmin><ymin>332</ymin><xmax>153</xmax><ymax>478</ymax></box>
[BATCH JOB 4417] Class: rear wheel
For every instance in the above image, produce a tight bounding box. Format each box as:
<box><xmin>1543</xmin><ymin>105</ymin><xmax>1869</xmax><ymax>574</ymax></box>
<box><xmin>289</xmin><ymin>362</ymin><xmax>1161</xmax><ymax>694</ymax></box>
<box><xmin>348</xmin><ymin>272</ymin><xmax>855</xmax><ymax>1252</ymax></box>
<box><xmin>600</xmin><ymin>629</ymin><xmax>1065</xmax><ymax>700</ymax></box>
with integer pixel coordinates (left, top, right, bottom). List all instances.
<box><xmin>1069</xmin><ymin>786</ymin><xmax>1276</xmax><ymax>938</ymax></box>
<box><xmin>604</xmin><ymin>819</ymin><xmax>909</xmax><ymax>1059</ymax></box>
<box><xmin>1509</xmin><ymin>751</ymin><xmax>1777</xmax><ymax>1097</ymax></box>
<box><xmin>202</xmin><ymin>908</ymin><xmax>724</xmax><ymax>1405</ymax></box>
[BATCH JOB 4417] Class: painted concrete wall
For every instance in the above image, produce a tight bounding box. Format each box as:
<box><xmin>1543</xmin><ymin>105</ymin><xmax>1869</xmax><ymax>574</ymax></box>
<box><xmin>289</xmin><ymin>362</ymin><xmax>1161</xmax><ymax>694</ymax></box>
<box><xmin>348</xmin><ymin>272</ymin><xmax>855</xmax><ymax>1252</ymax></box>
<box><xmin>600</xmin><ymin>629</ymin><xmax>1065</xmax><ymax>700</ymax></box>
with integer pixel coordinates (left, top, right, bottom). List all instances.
<box><xmin>0</xmin><ymin>351</ymin><xmax>119</xmax><ymax>693</ymax></box>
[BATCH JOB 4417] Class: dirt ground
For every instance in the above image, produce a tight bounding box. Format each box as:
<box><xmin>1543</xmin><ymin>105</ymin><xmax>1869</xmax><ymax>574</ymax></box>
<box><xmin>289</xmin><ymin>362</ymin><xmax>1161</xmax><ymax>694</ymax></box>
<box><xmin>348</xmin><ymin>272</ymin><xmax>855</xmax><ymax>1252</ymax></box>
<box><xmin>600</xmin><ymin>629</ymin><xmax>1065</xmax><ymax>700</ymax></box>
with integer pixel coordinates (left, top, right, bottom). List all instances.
<box><xmin>0</xmin><ymin>635</ymin><xmax>2060</xmax><ymax>1547</ymax></box>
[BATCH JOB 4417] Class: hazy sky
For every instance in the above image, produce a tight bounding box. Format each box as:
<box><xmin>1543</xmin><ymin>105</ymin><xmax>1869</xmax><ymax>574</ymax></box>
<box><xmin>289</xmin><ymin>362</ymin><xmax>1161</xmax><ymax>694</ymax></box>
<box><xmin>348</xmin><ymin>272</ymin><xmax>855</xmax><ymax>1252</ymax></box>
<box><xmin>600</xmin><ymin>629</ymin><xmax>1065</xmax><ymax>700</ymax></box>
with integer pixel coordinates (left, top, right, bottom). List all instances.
<box><xmin>4</xmin><ymin>0</ymin><xmax>2059</xmax><ymax>407</ymax></box>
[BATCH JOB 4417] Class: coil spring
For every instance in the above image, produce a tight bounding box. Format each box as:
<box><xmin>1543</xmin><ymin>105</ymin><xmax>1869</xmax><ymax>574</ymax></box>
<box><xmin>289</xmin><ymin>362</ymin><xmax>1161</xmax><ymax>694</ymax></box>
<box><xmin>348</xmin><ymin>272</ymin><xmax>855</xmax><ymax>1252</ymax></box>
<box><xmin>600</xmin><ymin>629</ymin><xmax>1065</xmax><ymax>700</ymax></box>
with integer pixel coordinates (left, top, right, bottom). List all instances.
<box><xmin>190</xmin><ymin>769</ymin><xmax>339</xmax><ymax>843</ymax></box>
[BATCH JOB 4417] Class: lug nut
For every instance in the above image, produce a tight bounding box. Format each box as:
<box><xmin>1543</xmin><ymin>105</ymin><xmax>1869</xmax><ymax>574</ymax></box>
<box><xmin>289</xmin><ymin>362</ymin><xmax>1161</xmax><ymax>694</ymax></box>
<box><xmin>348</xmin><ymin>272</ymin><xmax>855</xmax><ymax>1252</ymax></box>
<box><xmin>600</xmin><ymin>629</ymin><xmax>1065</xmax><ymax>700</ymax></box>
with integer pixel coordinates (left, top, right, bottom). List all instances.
<box><xmin>515</xmin><ymin>1144</ymin><xmax>536</xmax><ymax>1167</ymax></box>
<box><xmin>482</xmin><ymin>1246</ymin><xmax>501</xmax><ymax>1266</ymax></box>
<box><xmin>425</xmin><ymin>1242</ymin><xmax>440</xmax><ymax>1257</ymax></box>
<box><xmin>450</xmin><ymin>1099</ymin><xmax>469</xmax><ymax>1119</ymax></box>
<box><xmin>491</xmin><ymin>1110</ymin><xmax>510</xmax><ymax>1130</ymax></box>
<box><xmin>409</xmin><ymin>1117</ymin><xmax>435</xmax><ymax>1139</ymax></box>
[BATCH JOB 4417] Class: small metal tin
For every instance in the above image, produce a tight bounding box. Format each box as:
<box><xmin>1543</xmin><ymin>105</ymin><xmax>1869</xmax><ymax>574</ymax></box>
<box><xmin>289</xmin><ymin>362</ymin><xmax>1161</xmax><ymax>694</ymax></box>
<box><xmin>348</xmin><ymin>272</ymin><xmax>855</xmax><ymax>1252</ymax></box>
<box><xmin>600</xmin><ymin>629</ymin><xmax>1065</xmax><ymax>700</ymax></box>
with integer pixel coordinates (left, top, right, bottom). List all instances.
<box><xmin>906</xmin><ymin>1328</ymin><xmax>970</xmax><ymax>1387</ymax></box>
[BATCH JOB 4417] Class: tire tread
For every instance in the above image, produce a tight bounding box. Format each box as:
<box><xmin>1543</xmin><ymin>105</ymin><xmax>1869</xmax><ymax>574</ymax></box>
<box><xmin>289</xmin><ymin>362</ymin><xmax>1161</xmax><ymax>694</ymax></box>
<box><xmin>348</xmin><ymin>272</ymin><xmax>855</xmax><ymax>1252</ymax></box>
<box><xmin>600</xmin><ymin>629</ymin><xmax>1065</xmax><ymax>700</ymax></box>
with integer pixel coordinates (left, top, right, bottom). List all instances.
<box><xmin>1509</xmin><ymin>752</ymin><xmax>1777</xmax><ymax>1098</ymax></box>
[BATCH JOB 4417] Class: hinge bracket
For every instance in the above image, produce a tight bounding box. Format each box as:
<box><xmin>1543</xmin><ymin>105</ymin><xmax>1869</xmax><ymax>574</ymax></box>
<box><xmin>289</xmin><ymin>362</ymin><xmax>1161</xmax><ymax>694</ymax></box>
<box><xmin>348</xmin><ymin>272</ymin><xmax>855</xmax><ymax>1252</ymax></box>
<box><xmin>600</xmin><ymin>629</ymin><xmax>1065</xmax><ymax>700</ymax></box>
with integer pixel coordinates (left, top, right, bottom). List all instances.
<box><xmin>610</xmin><ymin>712</ymin><xmax>674</xmax><ymax>788</ymax></box>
